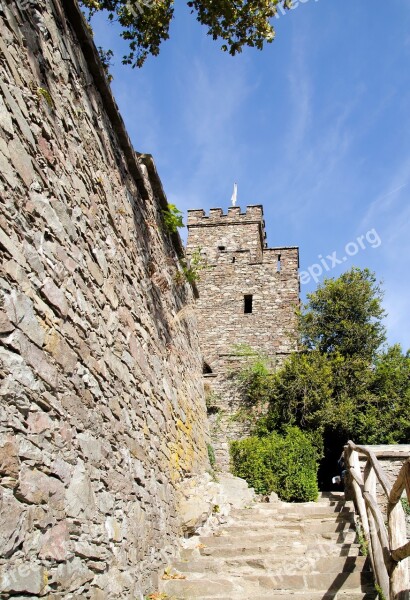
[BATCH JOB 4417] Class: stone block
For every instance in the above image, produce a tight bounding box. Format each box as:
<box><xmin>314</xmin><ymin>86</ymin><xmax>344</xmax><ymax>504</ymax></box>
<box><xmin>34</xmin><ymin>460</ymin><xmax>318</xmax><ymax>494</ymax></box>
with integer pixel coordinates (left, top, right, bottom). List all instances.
<box><xmin>0</xmin><ymin>228</ymin><xmax>29</xmax><ymax>269</ymax></box>
<box><xmin>105</xmin><ymin>517</ymin><xmax>123</xmax><ymax>542</ymax></box>
<box><xmin>44</xmin><ymin>329</ymin><xmax>77</xmax><ymax>374</ymax></box>
<box><xmin>0</xmin><ymin>346</ymin><xmax>41</xmax><ymax>394</ymax></box>
<box><xmin>42</xmin><ymin>278</ymin><xmax>69</xmax><ymax>317</ymax></box>
<box><xmin>0</xmin><ymin>438</ymin><xmax>20</xmax><ymax>480</ymax></box>
<box><xmin>39</xmin><ymin>521</ymin><xmax>70</xmax><ymax>561</ymax></box>
<box><xmin>77</xmin><ymin>432</ymin><xmax>108</xmax><ymax>466</ymax></box>
<box><xmin>0</xmin><ymin>92</ymin><xmax>14</xmax><ymax>136</ymax></box>
<box><xmin>97</xmin><ymin>490</ymin><xmax>115</xmax><ymax>515</ymax></box>
<box><xmin>7</xmin><ymin>137</ymin><xmax>34</xmax><ymax>188</ymax></box>
<box><xmin>65</xmin><ymin>461</ymin><xmax>96</xmax><ymax>519</ymax></box>
<box><xmin>179</xmin><ymin>495</ymin><xmax>211</xmax><ymax>536</ymax></box>
<box><xmin>73</xmin><ymin>540</ymin><xmax>106</xmax><ymax>560</ymax></box>
<box><xmin>18</xmin><ymin>465</ymin><xmax>65</xmax><ymax>510</ymax></box>
<box><xmin>0</xmin><ymin>488</ymin><xmax>28</xmax><ymax>557</ymax></box>
<box><xmin>27</xmin><ymin>411</ymin><xmax>53</xmax><ymax>434</ymax></box>
<box><xmin>5</xmin><ymin>330</ymin><xmax>59</xmax><ymax>389</ymax></box>
<box><xmin>4</xmin><ymin>290</ymin><xmax>45</xmax><ymax>347</ymax></box>
<box><xmin>17</xmin><ymin>437</ymin><xmax>44</xmax><ymax>462</ymax></box>
<box><xmin>0</xmin><ymin>563</ymin><xmax>48</xmax><ymax>595</ymax></box>
<box><xmin>0</xmin><ymin>310</ymin><xmax>14</xmax><ymax>334</ymax></box>
<box><xmin>53</xmin><ymin>556</ymin><xmax>94</xmax><ymax>592</ymax></box>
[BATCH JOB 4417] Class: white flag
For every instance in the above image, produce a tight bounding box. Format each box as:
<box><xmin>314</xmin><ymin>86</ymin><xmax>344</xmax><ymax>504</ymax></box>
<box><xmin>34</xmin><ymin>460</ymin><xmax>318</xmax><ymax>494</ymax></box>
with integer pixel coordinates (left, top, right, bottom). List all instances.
<box><xmin>231</xmin><ymin>182</ymin><xmax>238</xmax><ymax>206</ymax></box>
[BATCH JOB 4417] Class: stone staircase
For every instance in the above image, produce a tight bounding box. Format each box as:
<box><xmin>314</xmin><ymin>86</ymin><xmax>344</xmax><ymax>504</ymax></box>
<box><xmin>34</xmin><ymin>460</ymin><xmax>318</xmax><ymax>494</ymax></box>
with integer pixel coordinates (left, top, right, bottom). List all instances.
<box><xmin>159</xmin><ymin>492</ymin><xmax>377</xmax><ymax>599</ymax></box>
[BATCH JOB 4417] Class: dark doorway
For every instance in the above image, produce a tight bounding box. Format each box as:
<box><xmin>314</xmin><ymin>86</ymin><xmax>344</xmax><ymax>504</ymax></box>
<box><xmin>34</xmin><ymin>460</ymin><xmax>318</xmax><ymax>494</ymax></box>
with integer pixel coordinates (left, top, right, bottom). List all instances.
<box><xmin>318</xmin><ymin>428</ymin><xmax>347</xmax><ymax>491</ymax></box>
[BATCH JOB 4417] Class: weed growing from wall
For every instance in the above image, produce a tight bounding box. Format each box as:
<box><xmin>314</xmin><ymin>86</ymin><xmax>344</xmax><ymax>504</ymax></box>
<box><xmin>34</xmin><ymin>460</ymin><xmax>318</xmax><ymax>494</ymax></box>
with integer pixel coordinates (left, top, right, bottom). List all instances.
<box><xmin>162</xmin><ymin>203</ymin><xmax>184</xmax><ymax>234</ymax></box>
<box><xmin>207</xmin><ymin>443</ymin><xmax>216</xmax><ymax>468</ymax></box>
<box><xmin>175</xmin><ymin>248</ymin><xmax>207</xmax><ymax>285</ymax></box>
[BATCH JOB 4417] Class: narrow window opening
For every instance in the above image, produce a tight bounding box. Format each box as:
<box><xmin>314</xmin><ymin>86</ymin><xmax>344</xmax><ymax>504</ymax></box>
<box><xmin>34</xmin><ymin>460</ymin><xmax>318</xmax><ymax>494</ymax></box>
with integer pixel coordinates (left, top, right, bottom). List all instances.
<box><xmin>232</xmin><ymin>256</ymin><xmax>236</xmax><ymax>263</ymax></box>
<box><xmin>244</xmin><ymin>294</ymin><xmax>253</xmax><ymax>314</ymax></box>
<box><xmin>277</xmin><ymin>254</ymin><xmax>281</xmax><ymax>272</ymax></box>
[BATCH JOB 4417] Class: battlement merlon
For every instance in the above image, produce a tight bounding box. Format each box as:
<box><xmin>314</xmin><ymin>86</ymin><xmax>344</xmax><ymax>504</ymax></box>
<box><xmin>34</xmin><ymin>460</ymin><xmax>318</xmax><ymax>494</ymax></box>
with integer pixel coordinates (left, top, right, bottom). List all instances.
<box><xmin>187</xmin><ymin>205</ymin><xmax>267</xmax><ymax>248</ymax></box>
<box><xmin>187</xmin><ymin>204</ymin><xmax>264</xmax><ymax>224</ymax></box>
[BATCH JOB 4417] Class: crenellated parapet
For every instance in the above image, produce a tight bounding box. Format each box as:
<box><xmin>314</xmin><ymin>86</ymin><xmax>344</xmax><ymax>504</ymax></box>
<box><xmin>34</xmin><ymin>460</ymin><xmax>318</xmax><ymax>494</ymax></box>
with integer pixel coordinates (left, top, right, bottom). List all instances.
<box><xmin>187</xmin><ymin>205</ymin><xmax>267</xmax><ymax>253</ymax></box>
<box><xmin>188</xmin><ymin>204</ymin><xmax>265</xmax><ymax>229</ymax></box>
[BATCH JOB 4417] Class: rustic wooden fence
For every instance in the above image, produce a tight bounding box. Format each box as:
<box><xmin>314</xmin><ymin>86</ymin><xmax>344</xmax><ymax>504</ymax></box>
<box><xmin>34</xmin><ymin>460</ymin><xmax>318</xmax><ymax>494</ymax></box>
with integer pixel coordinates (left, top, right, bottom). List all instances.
<box><xmin>344</xmin><ymin>441</ymin><xmax>410</xmax><ymax>600</ymax></box>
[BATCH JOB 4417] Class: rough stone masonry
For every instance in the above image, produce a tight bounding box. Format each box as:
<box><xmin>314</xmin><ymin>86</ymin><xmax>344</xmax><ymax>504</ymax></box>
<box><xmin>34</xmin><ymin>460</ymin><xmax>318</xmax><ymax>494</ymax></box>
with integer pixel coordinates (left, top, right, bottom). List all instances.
<box><xmin>0</xmin><ymin>0</ymin><xmax>209</xmax><ymax>597</ymax></box>
<box><xmin>186</xmin><ymin>206</ymin><xmax>300</xmax><ymax>470</ymax></box>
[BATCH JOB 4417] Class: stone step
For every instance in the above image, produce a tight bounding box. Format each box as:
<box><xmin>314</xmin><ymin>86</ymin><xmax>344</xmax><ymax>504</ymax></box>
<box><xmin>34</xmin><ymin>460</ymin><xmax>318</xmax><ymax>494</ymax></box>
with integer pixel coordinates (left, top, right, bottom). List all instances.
<box><xmin>173</xmin><ymin>555</ymin><xmax>370</xmax><ymax>576</ymax></box>
<box><xmin>228</xmin><ymin>516</ymin><xmax>355</xmax><ymax>528</ymax></box>
<box><xmin>247</xmin><ymin>571</ymin><xmax>374</xmax><ymax>589</ymax></box>
<box><xmin>218</xmin><ymin>520</ymin><xmax>356</xmax><ymax>535</ymax></box>
<box><xmin>199</xmin><ymin>532</ymin><xmax>302</xmax><ymax>547</ymax></box>
<box><xmin>228</xmin><ymin>509</ymin><xmax>355</xmax><ymax>520</ymax></box>
<box><xmin>319</xmin><ymin>492</ymin><xmax>347</xmax><ymax>499</ymax></box>
<box><xmin>253</xmin><ymin>510</ymin><xmax>356</xmax><ymax>522</ymax></box>
<box><xmin>248</xmin><ymin>502</ymin><xmax>354</xmax><ymax>515</ymax></box>
<box><xmin>160</xmin><ymin>571</ymin><xmax>374</xmax><ymax>597</ymax></box>
<box><xmin>253</xmin><ymin>499</ymin><xmax>355</xmax><ymax>512</ymax></box>
<box><xmin>199</xmin><ymin>530</ymin><xmax>358</xmax><ymax>549</ymax></box>
<box><xmin>304</xmin><ymin>521</ymin><xmax>356</xmax><ymax>534</ymax></box>
<box><xmin>231</xmin><ymin>509</ymin><xmax>355</xmax><ymax>522</ymax></box>
<box><xmin>204</xmin><ymin>528</ymin><xmax>356</xmax><ymax>541</ymax></box>
<box><xmin>313</xmin><ymin>556</ymin><xmax>371</xmax><ymax>573</ymax></box>
<box><xmin>199</xmin><ymin>540</ymin><xmax>361</xmax><ymax>558</ymax></box>
<box><xmin>191</xmin><ymin>594</ymin><xmax>377</xmax><ymax>600</ymax></box>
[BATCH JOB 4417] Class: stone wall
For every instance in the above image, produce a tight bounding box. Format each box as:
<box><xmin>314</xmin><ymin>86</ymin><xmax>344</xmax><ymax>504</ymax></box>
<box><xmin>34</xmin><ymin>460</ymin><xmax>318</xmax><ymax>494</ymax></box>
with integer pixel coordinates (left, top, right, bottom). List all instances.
<box><xmin>0</xmin><ymin>0</ymin><xmax>209</xmax><ymax>597</ymax></box>
<box><xmin>187</xmin><ymin>206</ymin><xmax>299</xmax><ymax>470</ymax></box>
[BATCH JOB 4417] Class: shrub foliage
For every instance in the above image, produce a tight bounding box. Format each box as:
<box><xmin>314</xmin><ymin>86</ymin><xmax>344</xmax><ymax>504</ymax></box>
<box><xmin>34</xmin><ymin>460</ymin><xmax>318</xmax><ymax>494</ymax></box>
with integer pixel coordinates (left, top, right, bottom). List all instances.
<box><xmin>230</xmin><ymin>427</ymin><xmax>320</xmax><ymax>502</ymax></box>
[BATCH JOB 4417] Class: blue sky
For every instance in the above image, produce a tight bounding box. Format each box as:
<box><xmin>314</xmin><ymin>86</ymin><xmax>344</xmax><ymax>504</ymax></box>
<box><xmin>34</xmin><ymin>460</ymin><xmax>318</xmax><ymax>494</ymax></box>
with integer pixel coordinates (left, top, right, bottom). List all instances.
<box><xmin>90</xmin><ymin>0</ymin><xmax>410</xmax><ymax>350</ymax></box>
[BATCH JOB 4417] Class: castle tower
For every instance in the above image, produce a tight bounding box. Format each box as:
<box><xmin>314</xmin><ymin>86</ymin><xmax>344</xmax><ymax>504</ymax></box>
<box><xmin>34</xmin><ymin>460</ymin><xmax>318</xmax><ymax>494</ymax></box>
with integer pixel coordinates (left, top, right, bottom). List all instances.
<box><xmin>187</xmin><ymin>205</ymin><xmax>300</xmax><ymax>470</ymax></box>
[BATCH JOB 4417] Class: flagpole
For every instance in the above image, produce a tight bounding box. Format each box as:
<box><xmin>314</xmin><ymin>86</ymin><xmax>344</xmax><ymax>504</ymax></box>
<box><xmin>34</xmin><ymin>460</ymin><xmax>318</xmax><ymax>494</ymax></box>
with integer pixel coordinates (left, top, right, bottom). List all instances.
<box><xmin>231</xmin><ymin>182</ymin><xmax>238</xmax><ymax>206</ymax></box>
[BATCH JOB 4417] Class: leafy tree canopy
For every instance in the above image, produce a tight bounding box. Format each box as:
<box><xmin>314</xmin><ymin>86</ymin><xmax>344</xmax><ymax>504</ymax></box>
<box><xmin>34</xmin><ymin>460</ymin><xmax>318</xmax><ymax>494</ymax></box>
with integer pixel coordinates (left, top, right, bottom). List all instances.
<box><xmin>80</xmin><ymin>0</ymin><xmax>290</xmax><ymax>68</ymax></box>
<box><xmin>235</xmin><ymin>268</ymin><xmax>409</xmax><ymax>445</ymax></box>
<box><xmin>231</xmin><ymin>268</ymin><xmax>408</xmax><ymax>492</ymax></box>
<box><xmin>299</xmin><ymin>267</ymin><xmax>386</xmax><ymax>360</ymax></box>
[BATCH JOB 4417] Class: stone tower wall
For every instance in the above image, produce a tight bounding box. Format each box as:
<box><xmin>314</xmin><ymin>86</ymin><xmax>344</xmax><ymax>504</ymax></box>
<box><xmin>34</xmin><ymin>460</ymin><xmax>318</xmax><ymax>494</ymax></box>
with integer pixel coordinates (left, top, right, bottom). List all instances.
<box><xmin>0</xmin><ymin>0</ymin><xmax>208</xmax><ymax>597</ymax></box>
<box><xmin>187</xmin><ymin>206</ymin><xmax>299</xmax><ymax>470</ymax></box>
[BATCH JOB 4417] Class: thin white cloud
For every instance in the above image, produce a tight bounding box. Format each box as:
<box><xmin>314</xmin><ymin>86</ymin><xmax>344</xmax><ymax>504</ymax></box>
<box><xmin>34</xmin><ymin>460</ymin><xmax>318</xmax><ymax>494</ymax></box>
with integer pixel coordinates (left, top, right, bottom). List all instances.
<box><xmin>284</xmin><ymin>31</ymin><xmax>312</xmax><ymax>161</ymax></box>
<box><xmin>360</xmin><ymin>160</ymin><xmax>410</xmax><ymax>230</ymax></box>
<box><xmin>167</xmin><ymin>57</ymin><xmax>256</xmax><ymax>212</ymax></box>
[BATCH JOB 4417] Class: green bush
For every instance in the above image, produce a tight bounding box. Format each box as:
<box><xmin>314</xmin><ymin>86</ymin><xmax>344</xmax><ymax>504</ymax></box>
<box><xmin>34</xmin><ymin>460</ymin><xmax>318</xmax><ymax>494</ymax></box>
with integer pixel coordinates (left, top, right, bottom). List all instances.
<box><xmin>230</xmin><ymin>426</ymin><xmax>319</xmax><ymax>502</ymax></box>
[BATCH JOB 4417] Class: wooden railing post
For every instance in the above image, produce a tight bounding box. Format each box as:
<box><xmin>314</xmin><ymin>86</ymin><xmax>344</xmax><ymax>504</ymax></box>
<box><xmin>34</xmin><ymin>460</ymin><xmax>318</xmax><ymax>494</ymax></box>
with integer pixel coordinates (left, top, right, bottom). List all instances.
<box><xmin>388</xmin><ymin>459</ymin><xmax>410</xmax><ymax>600</ymax></box>
<box><xmin>364</xmin><ymin>460</ymin><xmax>390</xmax><ymax>598</ymax></box>
<box><xmin>347</xmin><ymin>447</ymin><xmax>371</xmax><ymax>540</ymax></box>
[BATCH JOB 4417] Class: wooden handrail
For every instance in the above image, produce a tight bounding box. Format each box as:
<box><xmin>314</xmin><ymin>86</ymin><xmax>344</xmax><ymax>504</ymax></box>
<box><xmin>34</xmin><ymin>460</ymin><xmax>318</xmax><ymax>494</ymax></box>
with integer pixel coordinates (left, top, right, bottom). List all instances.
<box><xmin>389</xmin><ymin>459</ymin><xmax>410</xmax><ymax>506</ymax></box>
<box><xmin>347</xmin><ymin>441</ymin><xmax>393</xmax><ymax>497</ymax></box>
<box><xmin>344</xmin><ymin>441</ymin><xmax>410</xmax><ymax>600</ymax></box>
